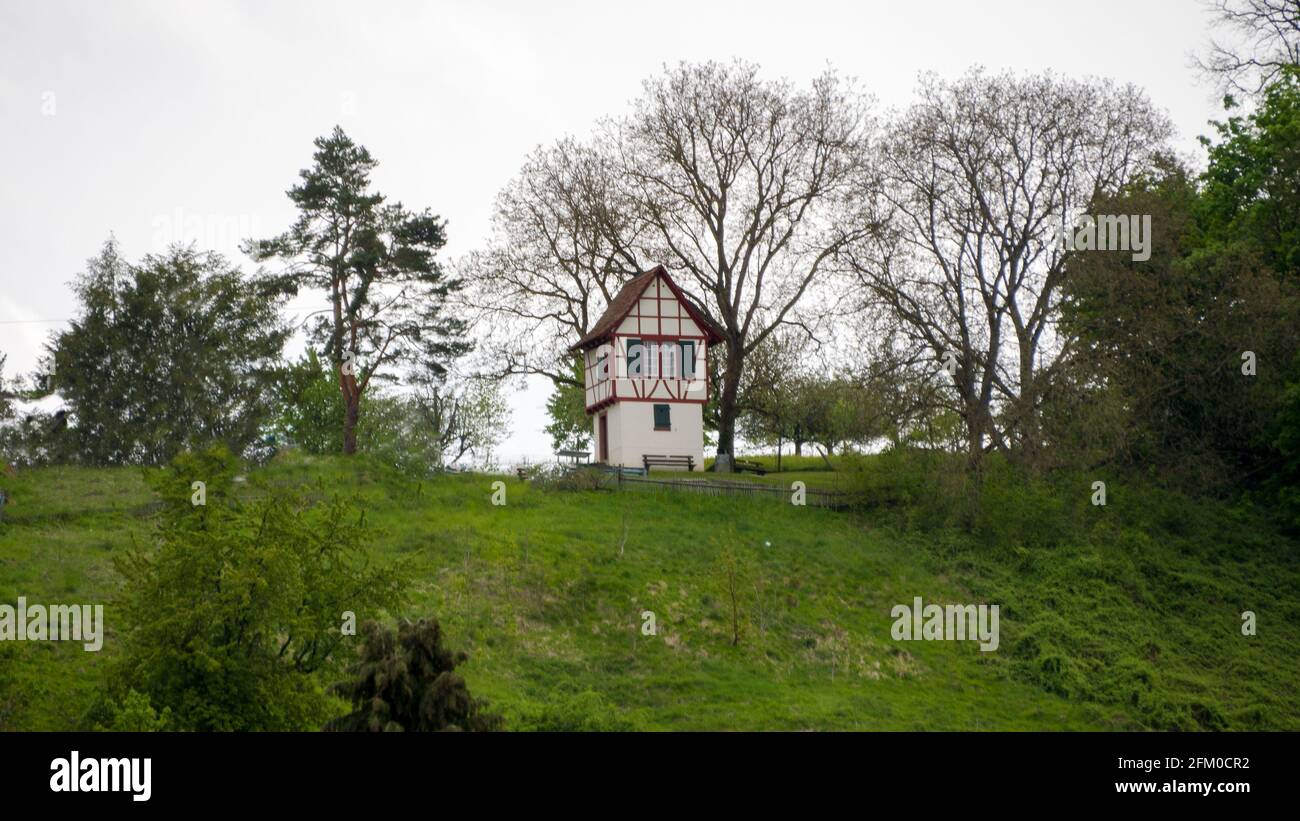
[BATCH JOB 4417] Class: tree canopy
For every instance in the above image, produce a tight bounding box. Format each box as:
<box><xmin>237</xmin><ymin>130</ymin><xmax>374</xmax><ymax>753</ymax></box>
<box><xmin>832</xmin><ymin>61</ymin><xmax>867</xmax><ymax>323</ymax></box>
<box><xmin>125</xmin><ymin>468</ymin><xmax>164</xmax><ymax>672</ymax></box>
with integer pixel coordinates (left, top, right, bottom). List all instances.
<box><xmin>50</xmin><ymin>239</ymin><xmax>289</xmax><ymax>465</ymax></box>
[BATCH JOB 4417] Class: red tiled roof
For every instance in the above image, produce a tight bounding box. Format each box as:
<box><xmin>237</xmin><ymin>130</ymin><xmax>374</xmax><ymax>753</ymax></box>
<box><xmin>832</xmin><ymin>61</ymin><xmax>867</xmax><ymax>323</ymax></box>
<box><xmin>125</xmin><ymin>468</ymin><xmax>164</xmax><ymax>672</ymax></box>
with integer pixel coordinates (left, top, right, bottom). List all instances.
<box><xmin>569</xmin><ymin>265</ymin><xmax>724</xmax><ymax>351</ymax></box>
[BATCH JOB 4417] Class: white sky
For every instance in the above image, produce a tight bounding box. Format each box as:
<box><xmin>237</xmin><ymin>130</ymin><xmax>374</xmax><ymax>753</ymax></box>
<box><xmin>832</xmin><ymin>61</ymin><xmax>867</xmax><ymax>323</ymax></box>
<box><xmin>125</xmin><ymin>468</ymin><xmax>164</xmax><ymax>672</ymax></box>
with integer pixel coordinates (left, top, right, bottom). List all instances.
<box><xmin>0</xmin><ymin>0</ymin><xmax>1226</xmax><ymax>463</ymax></box>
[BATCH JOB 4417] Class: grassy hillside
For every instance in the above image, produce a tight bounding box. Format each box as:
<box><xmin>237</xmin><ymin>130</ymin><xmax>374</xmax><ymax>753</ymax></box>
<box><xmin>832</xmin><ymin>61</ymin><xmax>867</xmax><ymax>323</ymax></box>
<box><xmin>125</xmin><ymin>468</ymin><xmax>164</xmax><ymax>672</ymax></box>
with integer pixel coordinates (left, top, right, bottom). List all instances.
<box><xmin>1</xmin><ymin>453</ymin><xmax>1297</xmax><ymax>730</ymax></box>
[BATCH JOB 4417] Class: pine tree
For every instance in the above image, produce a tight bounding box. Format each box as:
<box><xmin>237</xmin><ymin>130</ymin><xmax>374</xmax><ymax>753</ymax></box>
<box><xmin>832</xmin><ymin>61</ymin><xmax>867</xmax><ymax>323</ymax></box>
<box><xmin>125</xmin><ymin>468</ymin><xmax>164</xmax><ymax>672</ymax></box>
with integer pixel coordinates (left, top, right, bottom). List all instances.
<box><xmin>245</xmin><ymin>127</ymin><xmax>470</xmax><ymax>455</ymax></box>
<box><xmin>327</xmin><ymin>618</ymin><xmax>502</xmax><ymax>732</ymax></box>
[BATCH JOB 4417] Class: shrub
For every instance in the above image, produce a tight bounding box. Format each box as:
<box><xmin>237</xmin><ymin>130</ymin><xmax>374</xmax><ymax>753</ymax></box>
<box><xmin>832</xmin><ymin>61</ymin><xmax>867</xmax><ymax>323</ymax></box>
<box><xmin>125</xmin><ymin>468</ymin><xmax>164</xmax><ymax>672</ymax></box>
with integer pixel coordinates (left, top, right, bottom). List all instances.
<box><xmin>93</xmin><ymin>690</ymin><xmax>173</xmax><ymax>732</ymax></box>
<box><xmin>108</xmin><ymin>446</ymin><xmax>409</xmax><ymax>731</ymax></box>
<box><xmin>841</xmin><ymin>447</ymin><xmax>973</xmax><ymax>531</ymax></box>
<box><xmin>531</xmin><ymin>464</ymin><xmax>611</xmax><ymax>492</ymax></box>
<box><xmin>709</xmin><ymin>526</ymin><xmax>755</xmax><ymax>646</ymax></box>
<box><xmin>326</xmin><ymin>618</ymin><xmax>501</xmax><ymax>732</ymax></box>
<box><xmin>842</xmin><ymin>448</ymin><xmax>1088</xmax><ymax>549</ymax></box>
<box><xmin>270</xmin><ymin>351</ymin><xmax>344</xmax><ymax>455</ymax></box>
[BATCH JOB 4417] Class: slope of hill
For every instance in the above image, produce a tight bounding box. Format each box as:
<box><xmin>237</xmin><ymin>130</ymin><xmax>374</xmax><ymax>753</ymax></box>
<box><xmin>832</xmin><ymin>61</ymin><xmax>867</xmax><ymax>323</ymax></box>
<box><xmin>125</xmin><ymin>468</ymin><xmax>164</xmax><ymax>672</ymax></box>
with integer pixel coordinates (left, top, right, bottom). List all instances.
<box><xmin>1</xmin><ymin>454</ymin><xmax>1297</xmax><ymax>730</ymax></box>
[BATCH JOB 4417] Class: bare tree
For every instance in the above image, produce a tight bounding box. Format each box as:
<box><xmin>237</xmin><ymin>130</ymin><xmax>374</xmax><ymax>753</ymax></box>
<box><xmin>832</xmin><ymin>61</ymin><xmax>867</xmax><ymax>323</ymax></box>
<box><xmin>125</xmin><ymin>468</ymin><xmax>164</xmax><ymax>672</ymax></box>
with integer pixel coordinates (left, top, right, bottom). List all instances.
<box><xmin>610</xmin><ymin>61</ymin><xmax>875</xmax><ymax>470</ymax></box>
<box><xmin>412</xmin><ymin>379</ymin><xmax>510</xmax><ymax>467</ymax></box>
<box><xmin>1198</xmin><ymin>0</ymin><xmax>1300</xmax><ymax>95</ymax></box>
<box><xmin>844</xmin><ymin>70</ymin><xmax>1173</xmax><ymax>469</ymax></box>
<box><xmin>468</xmin><ymin>61</ymin><xmax>875</xmax><ymax>470</ymax></box>
<box><xmin>462</xmin><ymin>139</ymin><xmax>645</xmax><ymax>388</ymax></box>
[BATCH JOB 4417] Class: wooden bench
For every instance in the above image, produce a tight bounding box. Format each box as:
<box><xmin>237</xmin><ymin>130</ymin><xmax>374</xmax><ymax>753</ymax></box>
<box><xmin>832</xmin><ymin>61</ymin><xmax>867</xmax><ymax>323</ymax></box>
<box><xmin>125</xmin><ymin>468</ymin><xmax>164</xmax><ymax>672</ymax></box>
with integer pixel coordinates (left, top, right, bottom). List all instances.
<box><xmin>732</xmin><ymin>459</ymin><xmax>768</xmax><ymax>475</ymax></box>
<box><xmin>643</xmin><ymin>454</ymin><xmax>695</xmax><ymax>472</ymax></box>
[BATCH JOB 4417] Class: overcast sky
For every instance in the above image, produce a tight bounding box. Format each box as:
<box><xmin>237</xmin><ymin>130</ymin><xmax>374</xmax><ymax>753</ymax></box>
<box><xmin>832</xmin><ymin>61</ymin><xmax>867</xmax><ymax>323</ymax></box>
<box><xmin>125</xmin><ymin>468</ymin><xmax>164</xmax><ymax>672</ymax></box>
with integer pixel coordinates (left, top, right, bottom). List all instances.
<box><xmin>0</xmin><ymin>0</ymin><xmax>1226</xmax><ymax>463</ymax></box>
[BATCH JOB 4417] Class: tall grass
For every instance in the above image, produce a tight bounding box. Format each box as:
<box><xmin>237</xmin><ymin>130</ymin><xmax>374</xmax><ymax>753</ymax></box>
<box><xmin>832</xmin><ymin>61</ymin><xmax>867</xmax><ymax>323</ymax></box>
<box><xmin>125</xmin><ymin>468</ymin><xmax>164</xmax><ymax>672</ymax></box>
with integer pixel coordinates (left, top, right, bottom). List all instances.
<box><xmin>840</xmin><ymin>447</ymin><xmax>1300</xmax><ymax>729</ymax></box>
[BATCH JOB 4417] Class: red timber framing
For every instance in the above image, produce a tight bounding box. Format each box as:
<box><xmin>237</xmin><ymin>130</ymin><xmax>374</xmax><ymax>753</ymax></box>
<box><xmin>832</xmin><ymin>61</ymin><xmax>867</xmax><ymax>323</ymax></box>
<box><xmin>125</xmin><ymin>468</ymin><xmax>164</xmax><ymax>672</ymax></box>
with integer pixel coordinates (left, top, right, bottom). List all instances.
<box><xmin>569</xmin><ymin>266</ymin><xmax>723</xmax><ymax>415</ymax></box>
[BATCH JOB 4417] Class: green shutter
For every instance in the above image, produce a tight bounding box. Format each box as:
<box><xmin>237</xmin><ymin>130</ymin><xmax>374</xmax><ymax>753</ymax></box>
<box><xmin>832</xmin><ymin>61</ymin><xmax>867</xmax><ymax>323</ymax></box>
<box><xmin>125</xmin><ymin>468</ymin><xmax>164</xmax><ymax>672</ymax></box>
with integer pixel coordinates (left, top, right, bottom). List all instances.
<box><xmin>679</xmin><ymin>341</ymin><xmax>696</xmax><ymax>378</ymax></box>
<box><xmin>654</xmin><ymin>404</ymin><xmax>671</xmax><ymax>429</ymax></box>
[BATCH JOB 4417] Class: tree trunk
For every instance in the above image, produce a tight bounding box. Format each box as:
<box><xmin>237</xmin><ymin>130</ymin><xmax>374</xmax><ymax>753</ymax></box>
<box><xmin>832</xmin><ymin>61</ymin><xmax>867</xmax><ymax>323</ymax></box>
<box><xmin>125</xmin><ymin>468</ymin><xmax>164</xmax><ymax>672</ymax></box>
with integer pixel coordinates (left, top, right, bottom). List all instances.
<box><xmin>964</xmin><ymin>406</ymin><xmax>985</xmax><ymax>472</ymax></box>
<box><xmin>343</xmin><ymin>394</ymin><xmax>360</xmax><ymax>455</ymax></box>
<box><xmin>1014</xmin><ymin>345</ymin><xmax>1043</xmax><ymax>471</ymax></box>
<box><xmin>340</xmin><ymin>364</ymin><xmax>361</xmax><ymax>456</ymax></box>
<box><xmin>713</xmin><ymin>345</ymin><xmax>742</xmax><ymax>473</ymax></box>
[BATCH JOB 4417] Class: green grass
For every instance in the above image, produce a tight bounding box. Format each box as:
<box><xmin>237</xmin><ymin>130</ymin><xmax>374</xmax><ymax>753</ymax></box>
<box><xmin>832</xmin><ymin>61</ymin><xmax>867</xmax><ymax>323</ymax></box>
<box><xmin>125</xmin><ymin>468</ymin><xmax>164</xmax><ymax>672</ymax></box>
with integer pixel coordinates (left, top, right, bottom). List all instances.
<box><xmin>1</xmin><ymin>452</ymin><xmax>1297</xmax><ymax>730</ymax></box>
<box><xmin>647</xmin><ymin>468</ymin><xmax>846</xmax><ymax>491</ymax></box>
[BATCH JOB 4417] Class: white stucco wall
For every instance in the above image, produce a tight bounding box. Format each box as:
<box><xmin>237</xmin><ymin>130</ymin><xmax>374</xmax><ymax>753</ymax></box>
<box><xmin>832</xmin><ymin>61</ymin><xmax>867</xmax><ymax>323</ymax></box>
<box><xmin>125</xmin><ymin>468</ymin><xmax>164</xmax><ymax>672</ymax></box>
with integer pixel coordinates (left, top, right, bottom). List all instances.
<box><xmin>594</xmin><ymin>400</ymin><xmax>703</xmax><ymax>470</ymax></box>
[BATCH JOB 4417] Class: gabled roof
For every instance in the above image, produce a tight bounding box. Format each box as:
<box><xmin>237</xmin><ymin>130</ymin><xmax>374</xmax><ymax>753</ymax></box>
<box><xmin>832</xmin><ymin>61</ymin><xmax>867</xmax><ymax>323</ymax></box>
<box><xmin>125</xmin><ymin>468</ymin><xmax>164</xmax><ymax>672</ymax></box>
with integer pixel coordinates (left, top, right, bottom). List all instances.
<box><xmin>569</xmin><ymin>265</ymin><xmax>724</xmax><ymax>352</ymax></box>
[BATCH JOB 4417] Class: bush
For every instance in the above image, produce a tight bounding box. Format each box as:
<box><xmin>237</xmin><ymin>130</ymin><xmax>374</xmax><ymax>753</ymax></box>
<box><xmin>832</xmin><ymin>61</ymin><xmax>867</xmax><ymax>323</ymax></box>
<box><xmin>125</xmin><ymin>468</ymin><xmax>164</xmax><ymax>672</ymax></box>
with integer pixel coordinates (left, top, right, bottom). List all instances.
<box><xmin>531</xmin><ymin>464</ymin><xmax>612</xmax><ymax>492</ymax></box>
<box><xmin>107</xmin><ymin>446</ymin><xmax>409</xmax><ymax>731</ymax></box>
<box><xmin>326</xmin><ymin>618</ymin><xmax>501</xmax><ymax>732</ymax></box>
<box><xmin>353</xmin><ymin>393</ymin><xmax>447</xmax><ymax>478</ymax></box>
<box><xmin>93</xmin><ymin>690</ymin><xmax>173</xmax><ymax>732</ymax></box>
<box><xmin>841</xmin><ymin>447</ymin><xmax>974</xmax><ymax>531</ymax></box>
<box><xmin>842</xmin><ymin>448</ymin><xmax>1088</xmax><ymax>549</ymax></box>
<box><xmin>270</xmin><ymin>351</ymin><xmax>344</xmax><ymax>455</ymax></box>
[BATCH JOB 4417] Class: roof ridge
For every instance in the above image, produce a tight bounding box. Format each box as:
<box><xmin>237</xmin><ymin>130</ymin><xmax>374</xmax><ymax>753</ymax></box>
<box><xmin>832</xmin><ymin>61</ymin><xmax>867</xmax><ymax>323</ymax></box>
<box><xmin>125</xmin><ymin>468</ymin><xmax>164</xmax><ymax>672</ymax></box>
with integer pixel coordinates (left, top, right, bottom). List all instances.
<box><xmin>569</xmin><ymin>265</ymin><xmax>723</xmax><ymax>352</ymax></box>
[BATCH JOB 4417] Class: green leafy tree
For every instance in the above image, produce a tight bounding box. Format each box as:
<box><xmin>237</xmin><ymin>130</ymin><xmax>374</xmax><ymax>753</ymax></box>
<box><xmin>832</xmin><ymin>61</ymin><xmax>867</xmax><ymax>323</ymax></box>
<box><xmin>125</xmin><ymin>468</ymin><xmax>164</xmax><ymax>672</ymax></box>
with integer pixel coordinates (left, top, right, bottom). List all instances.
<box><xmin>271</xmin><ymin>352</ymin><xmax>509</xmax><ymax>472</ymax></box>
<box><xmin>1199</xmin><ymin>68</ymin><xmax>1300</xmax><ymax>278</ymax></box>
<box><xmin>0</xmin><ymin>352</ymin><xmax>15</xmax><ymax>467</ymax></box>
<box><xmin>326</xmin><ymin>618</ymin><xmax>502</xmax><ymax>732</ymax></box>
<box><xmin>50</xmin><ymin>239</ymin><xmax>289</xmax><ymax>465</ymax></box>
<box><xmin>109</xmin><ymin>446</ymin><xmax>409</xmax><ymax>731</ymax></box>
<box><xmin>543</xmin><ymin>358</ymin><xmax>590</xmax><ymax>453</ymax></box>
<box><xmin>1059</xmin><ymin>156</ymin><xmax>1300</xmax><ymax>488</ymax></box>
<box><xmin>94</xmin><ymin>690</ymin><xmax>173</xmax><ymax>732</ymax></box>
<box><xmin>246</xmin><ymin>126</ymin><xmax>470</xmax><ymax>455</ymax></box>
<box><xmin>271</xmin><ymin>351</ymin><xmax>345</xmax><ymax>454</ymax></box>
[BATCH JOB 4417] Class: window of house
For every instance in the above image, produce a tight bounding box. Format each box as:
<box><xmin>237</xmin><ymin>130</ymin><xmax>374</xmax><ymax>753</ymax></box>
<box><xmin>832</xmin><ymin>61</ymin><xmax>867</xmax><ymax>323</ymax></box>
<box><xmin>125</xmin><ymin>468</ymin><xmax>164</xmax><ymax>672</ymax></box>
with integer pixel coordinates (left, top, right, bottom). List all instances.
<box><xmin>596</xmin><ymin>352</ymin><xmax>609</xmax><ymax>381</ymax></box>
<box><xmin>679</xmin><ymin>341</ymin><xmax>696</xmax><ymax>378</ymax></box>
<box><xmin>627</xmin><ymin>339</ymin><xmax>645</xmax><ymax>377</ymax></box>
<box><xmin>659</xmin><ymin>342</ymin><xmax>677</xmax><ymax>378</ymax></box>
<box><xmin>653</xmin><ymin>404</ymin><xmax>671</xmax><ymax>430</ymax></box>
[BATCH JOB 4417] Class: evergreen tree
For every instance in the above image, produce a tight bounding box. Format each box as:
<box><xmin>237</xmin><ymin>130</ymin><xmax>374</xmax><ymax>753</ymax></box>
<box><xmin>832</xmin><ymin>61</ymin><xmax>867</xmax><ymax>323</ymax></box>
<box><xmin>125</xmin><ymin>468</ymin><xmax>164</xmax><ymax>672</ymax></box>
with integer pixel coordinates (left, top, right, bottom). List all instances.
<box><xmin>50</xmin><ymin>239</ymin><xmax>289</xmax><ymax>465</ymax></box>
<box><xmin>327</xmin><ymin>618</ymin><xmax>502</xmax><ymax>732</ymax></box>
<box><xmin>246</xmin><ymin>126</ymin><xmax>470</xmax><ymax>454</ymax></box>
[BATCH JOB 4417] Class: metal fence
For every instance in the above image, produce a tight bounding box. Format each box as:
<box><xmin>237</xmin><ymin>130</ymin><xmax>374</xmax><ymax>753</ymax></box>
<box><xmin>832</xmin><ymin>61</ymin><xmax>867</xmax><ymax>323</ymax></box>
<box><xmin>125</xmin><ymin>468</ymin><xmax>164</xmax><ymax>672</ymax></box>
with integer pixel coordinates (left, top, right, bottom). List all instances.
<box><xmin>613</xmin><ymin>472</ymin><xmax>852</xmax><ymax>509</ymax></box>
